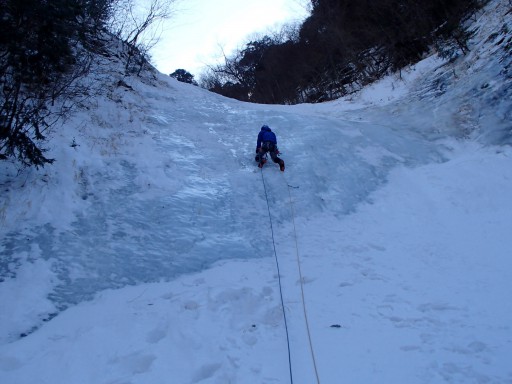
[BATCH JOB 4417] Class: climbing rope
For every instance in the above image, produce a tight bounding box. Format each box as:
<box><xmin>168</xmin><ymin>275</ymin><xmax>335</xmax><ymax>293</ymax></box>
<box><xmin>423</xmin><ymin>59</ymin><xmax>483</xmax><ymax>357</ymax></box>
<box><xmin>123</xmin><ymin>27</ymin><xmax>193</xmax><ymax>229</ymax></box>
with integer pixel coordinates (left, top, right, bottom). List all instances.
<box><xmin>260</xmin><ymin>168</ymin><xmax>294</xmax><ymax>384</ymax></box>
<box><xmin>260</xmin><ymin>167</ymin><xmax>321</xmax><ymax>384</ymax></box>
<box><xmin>282</xmin><ymin>172</ymin><xmax>321</xmax><ymax>384</ymax></box>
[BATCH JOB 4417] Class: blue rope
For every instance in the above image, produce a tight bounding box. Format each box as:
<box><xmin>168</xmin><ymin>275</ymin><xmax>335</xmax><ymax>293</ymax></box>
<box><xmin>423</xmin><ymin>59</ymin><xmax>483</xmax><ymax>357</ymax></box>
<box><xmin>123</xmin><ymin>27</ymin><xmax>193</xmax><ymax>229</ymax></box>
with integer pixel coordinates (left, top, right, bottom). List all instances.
<box><xmin>260</xmin><ymin>168</ymin><xmax>294</xmax><ymax>384</ymax></box>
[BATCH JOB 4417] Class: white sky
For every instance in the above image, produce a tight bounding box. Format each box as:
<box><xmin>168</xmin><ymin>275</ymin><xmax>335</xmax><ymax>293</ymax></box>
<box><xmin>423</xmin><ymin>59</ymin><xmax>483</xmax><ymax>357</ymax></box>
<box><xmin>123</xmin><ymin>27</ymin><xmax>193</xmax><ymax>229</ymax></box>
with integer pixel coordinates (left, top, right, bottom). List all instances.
<box><xmin>148</xmin><ymin>0</ymin><xmax>310</xmax><ymax>77</ymax></box>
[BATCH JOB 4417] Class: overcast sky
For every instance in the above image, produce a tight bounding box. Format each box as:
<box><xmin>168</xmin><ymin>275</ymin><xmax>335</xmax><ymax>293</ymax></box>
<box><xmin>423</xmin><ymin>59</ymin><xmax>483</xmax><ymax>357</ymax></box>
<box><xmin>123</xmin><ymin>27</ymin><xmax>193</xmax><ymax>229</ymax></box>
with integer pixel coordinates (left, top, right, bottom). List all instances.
<box><xmin>148</xmin><ymin>0</ymin><xmax>310</xmax><ymax>77</ymax></box>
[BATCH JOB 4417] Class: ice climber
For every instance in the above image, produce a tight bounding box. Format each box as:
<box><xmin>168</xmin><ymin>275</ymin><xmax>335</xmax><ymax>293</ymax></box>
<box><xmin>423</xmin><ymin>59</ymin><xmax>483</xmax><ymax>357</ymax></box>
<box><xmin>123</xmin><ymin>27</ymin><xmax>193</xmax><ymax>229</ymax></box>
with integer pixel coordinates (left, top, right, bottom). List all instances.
<box><xmin>255</xmin><ymin>125</ymin><xmax>285</xmax><ymax>171</ymax></box>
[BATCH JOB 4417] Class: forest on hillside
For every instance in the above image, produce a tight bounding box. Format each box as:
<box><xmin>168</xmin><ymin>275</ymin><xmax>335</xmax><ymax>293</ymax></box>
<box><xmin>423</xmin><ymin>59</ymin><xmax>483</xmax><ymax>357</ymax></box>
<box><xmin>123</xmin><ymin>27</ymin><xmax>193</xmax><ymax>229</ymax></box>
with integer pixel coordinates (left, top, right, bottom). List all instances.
<box><xmin>201</xmin><ymin>0</ymin><xmax>485</xmax><ymax>104</ymax></box>
<box><xmin>0</xmin><ymin>0</ymin><xmax>173</xmax><ymax>168</ymax></box>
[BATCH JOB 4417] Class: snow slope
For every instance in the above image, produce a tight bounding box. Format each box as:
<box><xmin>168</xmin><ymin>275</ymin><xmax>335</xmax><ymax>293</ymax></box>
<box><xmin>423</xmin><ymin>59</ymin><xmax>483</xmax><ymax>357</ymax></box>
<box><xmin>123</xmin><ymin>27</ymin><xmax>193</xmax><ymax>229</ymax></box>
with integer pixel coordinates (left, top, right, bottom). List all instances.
<box><xmin>1</xmin><ymin>1</ymin><xmax>511</xmax><ymax>383</ymax></box>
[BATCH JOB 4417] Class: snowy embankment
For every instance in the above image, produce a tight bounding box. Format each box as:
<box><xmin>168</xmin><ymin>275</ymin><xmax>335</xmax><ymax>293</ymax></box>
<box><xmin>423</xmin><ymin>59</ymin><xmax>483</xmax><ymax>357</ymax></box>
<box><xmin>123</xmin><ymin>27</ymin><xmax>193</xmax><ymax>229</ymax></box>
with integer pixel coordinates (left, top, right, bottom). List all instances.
<box><xmin>1</xmin><ymin>1</ymin><xmax>511</xmax><ymax>383</ymax></box>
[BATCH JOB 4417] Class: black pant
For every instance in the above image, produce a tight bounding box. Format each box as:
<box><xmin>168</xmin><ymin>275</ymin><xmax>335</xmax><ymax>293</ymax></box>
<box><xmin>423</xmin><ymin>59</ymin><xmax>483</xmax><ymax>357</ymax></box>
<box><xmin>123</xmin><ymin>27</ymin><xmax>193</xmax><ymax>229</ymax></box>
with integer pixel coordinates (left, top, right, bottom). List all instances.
<box><xmin>257</xmin><ymin>141</ymin><xmax>283</xmax><ymax>165</ymax></box>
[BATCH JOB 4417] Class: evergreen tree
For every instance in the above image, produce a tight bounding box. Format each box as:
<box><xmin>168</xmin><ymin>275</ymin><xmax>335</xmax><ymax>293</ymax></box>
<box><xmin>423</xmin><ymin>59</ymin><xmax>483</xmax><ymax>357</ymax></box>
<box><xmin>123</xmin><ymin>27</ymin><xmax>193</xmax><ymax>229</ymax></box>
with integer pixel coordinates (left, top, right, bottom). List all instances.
<box><xmin>170</xmin><ymin>69</ymin><xmax>198</xmax><ymax>85</ymax></box>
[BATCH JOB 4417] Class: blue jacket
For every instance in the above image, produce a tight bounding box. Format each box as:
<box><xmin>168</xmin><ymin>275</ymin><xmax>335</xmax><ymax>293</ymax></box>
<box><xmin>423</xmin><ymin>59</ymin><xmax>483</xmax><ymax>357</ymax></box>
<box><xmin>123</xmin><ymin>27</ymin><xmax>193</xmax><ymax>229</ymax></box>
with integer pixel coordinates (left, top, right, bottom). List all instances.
<box><xmin>256</xmin><ymin>125</ymin><xmax>277</xmax><ymax>149</ymax></box>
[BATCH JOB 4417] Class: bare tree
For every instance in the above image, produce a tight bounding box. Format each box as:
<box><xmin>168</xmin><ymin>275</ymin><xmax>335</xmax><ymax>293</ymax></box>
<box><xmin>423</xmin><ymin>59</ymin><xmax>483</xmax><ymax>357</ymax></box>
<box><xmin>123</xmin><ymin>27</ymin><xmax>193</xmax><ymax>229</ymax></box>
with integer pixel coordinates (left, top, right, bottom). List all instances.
<box><xmin>108</xmin><ymin>0</ymin><xmax>175</xmax><ymax>74</ymax></box>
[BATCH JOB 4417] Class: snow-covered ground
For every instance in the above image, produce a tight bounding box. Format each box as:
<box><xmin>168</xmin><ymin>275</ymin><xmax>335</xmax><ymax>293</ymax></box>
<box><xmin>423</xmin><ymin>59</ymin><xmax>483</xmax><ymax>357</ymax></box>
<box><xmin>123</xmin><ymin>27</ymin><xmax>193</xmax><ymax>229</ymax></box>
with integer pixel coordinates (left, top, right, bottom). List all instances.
<box><xmin>1</xmin><ymin>1</ymin><xmax>511</xmax><ymax>383</ymax></box>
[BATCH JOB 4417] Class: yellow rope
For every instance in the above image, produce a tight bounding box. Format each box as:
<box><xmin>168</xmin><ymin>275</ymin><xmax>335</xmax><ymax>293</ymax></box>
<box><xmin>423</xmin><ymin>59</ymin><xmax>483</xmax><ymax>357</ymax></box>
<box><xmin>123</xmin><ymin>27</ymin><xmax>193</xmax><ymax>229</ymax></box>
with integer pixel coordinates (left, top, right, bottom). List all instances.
<box><xmin>283</xmin><ymin>173</ymin><xmax>321</xmax><ymax>384</ymax></box>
